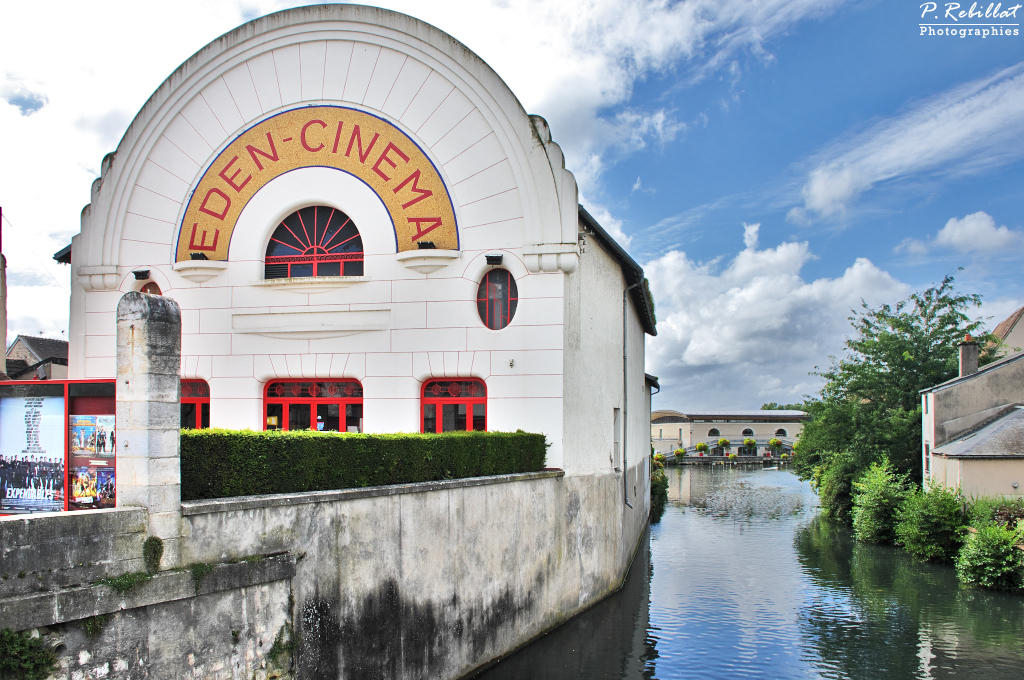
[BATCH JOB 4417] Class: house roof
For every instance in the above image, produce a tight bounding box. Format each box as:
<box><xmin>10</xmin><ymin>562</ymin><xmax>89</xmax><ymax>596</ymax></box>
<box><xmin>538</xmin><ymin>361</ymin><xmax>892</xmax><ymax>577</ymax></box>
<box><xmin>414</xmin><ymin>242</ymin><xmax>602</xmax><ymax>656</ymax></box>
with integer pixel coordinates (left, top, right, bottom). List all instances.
<box><xmin>993</xmin><ymin>305</ymin><xmax>1024</xmax><ymax>341</ymax></box>
<box><xmin>53</xmin><ymin>244</ymin><xmax>71</xmax><ymax>264</ymax></box>
<box><xmin>934</xmin><ymin>406</ymin><xmax>1024</xmax><ymax>458</ymax></box>
<box><xmin>652</xmin><ymin>409</ymin><xmax>808</xmax><ymax>423</ymax></box>
<box><xmin>578</xmin><ymin>205</ymin><xmax>657</xmax><ymax>337</ymax></box>
<box><xmin>8</xmin><ymin>335</ymin><xmax>69</xmax><ymax>362</ymax></box>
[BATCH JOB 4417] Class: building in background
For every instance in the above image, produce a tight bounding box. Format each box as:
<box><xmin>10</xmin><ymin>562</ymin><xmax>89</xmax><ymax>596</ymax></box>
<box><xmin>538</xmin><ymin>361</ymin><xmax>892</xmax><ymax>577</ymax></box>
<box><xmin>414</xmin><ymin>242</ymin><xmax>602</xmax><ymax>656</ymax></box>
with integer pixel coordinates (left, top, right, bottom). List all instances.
<box><xmin>922</xmin><ymin>338</ymin><xmax>1024</xmax><ymax>498</ymax></box>
<box><xmin>651</xmin><ymin>409</ymin><xmax>807</xmax><ymax>455</ymax></box>
<box><xmin>4</xmin><ymin>335</ymin><xmax>68</xmax><ymax>380</ymax></box>
<box><xmin>992</xmin><ymin>304</ymin><xmax>1024</xmax><ymax>357</ymax></box>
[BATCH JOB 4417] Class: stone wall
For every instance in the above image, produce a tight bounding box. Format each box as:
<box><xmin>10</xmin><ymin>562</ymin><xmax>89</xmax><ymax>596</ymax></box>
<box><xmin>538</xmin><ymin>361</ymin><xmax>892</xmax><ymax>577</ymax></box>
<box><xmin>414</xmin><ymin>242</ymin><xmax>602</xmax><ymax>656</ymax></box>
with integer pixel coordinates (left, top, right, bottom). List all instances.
<box><xmin>1</xmin><ymin>468</ymin><xmax>646</xmax><ymax>680</ymax></box>
<box><xmin>0</xmin><ymin>507</ymin><xmax>294</xmax><ymax>680</ymax></box>
<box><xmin>182</xmin><ymin>468</ymin><xmax>646</xmax><ymax>680</ymax></box>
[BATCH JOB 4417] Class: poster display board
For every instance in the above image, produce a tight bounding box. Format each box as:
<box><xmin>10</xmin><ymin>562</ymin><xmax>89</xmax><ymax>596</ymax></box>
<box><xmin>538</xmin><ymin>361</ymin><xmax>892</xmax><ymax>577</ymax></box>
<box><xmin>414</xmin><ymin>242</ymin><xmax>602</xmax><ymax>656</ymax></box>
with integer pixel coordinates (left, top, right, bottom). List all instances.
<box><xmin>69</xmin><ymin>415</ymin><xmax>116</xmax><ymax>510</ymax></box>
<box><xmin>0</xmin><ymin>395</ymin><xmax>66</xmax><ymax>514</ymax></box>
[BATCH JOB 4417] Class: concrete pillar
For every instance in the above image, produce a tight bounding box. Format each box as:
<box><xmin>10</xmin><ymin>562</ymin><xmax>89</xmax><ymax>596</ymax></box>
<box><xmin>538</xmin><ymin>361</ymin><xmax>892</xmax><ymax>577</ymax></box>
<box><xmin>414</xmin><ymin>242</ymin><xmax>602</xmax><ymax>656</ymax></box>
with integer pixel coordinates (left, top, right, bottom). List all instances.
<box><xmin>116</xmin><ymin>292</ymin><xmax>182</xmax><ymax>568</ymax></box>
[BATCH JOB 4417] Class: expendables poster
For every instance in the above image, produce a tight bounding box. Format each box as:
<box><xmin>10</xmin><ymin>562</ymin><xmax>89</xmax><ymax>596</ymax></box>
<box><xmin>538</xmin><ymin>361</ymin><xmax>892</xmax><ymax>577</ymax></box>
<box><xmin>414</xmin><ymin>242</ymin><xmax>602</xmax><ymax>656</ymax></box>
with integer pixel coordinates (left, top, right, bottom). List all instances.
<box><xmin>0</xmin><ymin>396</ymin><xmax>65</xmax><ymax>514</ymax></box>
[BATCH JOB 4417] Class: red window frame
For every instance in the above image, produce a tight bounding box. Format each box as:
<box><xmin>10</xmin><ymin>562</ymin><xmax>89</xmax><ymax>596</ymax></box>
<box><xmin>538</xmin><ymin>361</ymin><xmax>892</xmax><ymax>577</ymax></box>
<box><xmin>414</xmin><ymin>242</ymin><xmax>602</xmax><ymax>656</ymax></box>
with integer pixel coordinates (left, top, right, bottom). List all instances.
<box><xmin>263</xmin><ymin>379</ymin><xmax>363</xmax><ymax>432</ymax></box>
<box><xmin>420</xmin><ymin>379</ymin><xmax>487</xmax><ymax>433</ymax></box>
<box><xmin>476</xmin><ymin>268</ymin><xmax>518</xmax><ymax>330</ymax></box>
<box><xmin>180</xmin><ymin>379</ymin><xmax>210</xmax><ymax>429</ymax></box>
<box><xmin>265</xmin><ymin>205</ymin><xmax>364</xmax><ymax>279</ymax></box>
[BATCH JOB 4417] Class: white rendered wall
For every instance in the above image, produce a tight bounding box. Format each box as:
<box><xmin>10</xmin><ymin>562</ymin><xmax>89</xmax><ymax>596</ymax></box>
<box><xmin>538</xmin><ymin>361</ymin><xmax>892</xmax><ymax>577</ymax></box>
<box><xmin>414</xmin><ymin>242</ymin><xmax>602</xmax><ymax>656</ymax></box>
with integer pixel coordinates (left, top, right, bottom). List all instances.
<box><xmin>562</xmin><ymin>229</ymin><xmax>649</xmax><ymax>485</ymax></box>
<box><xmin>69</xmin><ymin>7</ymin><xmax>588</xmax><ymax>465</ymax></box>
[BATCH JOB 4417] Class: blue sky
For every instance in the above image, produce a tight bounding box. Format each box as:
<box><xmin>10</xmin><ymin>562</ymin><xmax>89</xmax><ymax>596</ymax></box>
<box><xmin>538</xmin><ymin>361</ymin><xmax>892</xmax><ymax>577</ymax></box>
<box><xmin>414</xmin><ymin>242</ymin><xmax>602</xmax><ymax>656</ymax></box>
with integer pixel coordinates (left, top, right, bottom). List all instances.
<box><xmin>1</xmin><ymin>0</ymin><xmax>1022</xmax><ymax>409</ymax></box>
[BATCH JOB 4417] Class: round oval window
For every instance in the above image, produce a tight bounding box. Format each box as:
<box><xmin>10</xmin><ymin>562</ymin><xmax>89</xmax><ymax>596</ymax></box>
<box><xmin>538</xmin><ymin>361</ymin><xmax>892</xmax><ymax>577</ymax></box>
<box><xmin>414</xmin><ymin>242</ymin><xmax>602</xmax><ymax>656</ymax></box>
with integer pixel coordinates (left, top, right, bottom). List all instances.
<box><xmin>476</xmin><ymin>269</ymin><xmax>518</xmax><ymax>330</ymax></box>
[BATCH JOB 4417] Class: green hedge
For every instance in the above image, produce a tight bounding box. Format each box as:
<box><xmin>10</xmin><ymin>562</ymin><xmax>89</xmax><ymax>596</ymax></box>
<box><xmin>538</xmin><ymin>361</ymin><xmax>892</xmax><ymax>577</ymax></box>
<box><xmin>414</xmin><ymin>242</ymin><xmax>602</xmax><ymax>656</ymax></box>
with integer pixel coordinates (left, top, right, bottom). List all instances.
<box><xmin>180</xmin><ymin>429</ymin><xmax>548</xmax><ymax>501</ymax></box>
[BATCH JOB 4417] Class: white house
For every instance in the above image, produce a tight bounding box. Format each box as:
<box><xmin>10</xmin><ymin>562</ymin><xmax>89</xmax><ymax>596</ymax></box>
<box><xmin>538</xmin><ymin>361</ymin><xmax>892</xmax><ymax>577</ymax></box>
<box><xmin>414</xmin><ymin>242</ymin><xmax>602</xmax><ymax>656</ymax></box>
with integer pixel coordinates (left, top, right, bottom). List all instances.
<box><xmin>60</xmin><ymin>4</ymin><xmax>657</xmax><ymax>484</ymax></box>
<box><xmin>922</xmin><ymin>338</ymin><xmax>1024</xmax><ymax>498</ymax></box>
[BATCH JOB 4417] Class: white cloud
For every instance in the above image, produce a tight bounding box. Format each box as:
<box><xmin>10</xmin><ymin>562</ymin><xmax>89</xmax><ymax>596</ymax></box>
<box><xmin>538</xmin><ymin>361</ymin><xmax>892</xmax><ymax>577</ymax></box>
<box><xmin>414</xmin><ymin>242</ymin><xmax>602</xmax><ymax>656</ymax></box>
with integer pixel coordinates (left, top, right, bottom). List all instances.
<box><xmin>891</xmin><ymin>211</ymin><xmax>1024</xmax><ymax>257</ymax></box>
<box><xmin>646</xmin><ymin>227</ymin><xmax>908</xmax><ymax>409</ymax></box>
<box><xmin>742</xmin><ymin>223</ymin><xmax>760</xmax><ymax>249</ymax></box>
<box><xmin>935</xmin><ymin>211</ymin><xmax>1023</xmax><ymax>252</ymax></box>
<box><xmin>893</xmin><ymin>237</ymin><xmax>929</xmax><ymax>256</ymax></box>
<box><xmin>795</xmin><ymin>61</ymin><xmax>1024</xmax><ymax>219</ymax></box>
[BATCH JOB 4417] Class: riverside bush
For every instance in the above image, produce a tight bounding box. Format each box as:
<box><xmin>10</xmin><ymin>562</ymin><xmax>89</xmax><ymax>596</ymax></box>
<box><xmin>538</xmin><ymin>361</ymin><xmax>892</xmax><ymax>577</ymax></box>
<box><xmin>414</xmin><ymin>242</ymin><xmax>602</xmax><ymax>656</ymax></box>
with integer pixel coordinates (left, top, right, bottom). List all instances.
<box><xmin>813</xmin><ymin>451</ymin><xmax>859</xmax><ymax>523</ymax></box>
<box><xmin>181</xmin><ymin>429</ymin><xmax>547</xmax><ymax>500</ymax></box>
<box><xmin>970</xmin><ymin>497</ymin><xmax>1024</xmax><ymax>529</ymax></box>
<box><xmin>955</xmin><ymin>524</ymin><xmax>1024</xmax><ymax>591</ymax></box>
<box><xmin>650</xmin><ymin>465</ymin><xmax>668</xmax><ymax>524</ymax></box>
<box><xmin>851</xmin><ymin>459</ymin><xmax>907</xmax><ymax>544</ymax></box>
<box><xmin>895</xmin><ymin>485</ymin><xmax>966</xmax><ymax>562</ymax></box>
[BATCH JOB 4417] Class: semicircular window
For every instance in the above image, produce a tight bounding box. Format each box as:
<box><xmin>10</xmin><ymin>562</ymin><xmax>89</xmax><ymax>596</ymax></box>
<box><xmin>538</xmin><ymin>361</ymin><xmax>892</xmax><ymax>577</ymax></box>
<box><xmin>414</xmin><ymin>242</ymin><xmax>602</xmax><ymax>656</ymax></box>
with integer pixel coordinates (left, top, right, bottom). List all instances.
<box><xmin>265</xmin><ymin>205</ymin><xmax>364</xmax><ymax>279</ymax></box>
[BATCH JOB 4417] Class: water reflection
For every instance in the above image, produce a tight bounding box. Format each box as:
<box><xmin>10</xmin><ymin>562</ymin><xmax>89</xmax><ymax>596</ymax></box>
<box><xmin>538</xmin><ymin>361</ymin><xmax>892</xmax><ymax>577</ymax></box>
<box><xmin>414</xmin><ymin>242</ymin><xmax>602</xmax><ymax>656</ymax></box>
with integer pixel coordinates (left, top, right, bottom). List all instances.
<box><xmin>478</xmin><ymin>467</ymin><xmax>1024</xmax><ymax>679</ymax></box>
<box><xmin>796</xmin><ymin>516</ymin><xmax>1024</xmax><ymax>679</ymax></box>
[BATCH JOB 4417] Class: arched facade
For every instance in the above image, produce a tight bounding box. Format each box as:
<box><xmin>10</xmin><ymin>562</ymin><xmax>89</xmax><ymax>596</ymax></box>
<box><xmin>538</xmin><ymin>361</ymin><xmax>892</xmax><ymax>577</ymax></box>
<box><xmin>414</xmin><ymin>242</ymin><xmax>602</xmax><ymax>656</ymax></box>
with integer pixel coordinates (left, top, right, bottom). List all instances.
<box><xmin>65</xmin><ymin>5</ymin><xmax>655</xmax><ymax>475</ymax></box>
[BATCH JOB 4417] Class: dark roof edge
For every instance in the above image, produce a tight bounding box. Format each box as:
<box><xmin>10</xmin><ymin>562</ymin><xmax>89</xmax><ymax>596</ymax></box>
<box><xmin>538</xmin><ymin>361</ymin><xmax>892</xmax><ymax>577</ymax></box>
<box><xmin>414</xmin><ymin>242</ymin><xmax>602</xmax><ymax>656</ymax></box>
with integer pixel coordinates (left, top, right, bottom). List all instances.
<box><xmin>932</xmin><ymin>453</ymin><xmax>1024</xmax><ymax>460</ymax></box>
<box><xmin>578</xmin><ymin>205</ymin><xmax>657</xmax><ymax>336</ymax></box>
<box><xmin>53</xmin><ymin>244</ymin><xmax>71</xmax><ymax>264</ymax></box>
<box><xmin>7</xmin><ymin>356</ymin><xmax>68</xmax><ymax>380</ymax></box>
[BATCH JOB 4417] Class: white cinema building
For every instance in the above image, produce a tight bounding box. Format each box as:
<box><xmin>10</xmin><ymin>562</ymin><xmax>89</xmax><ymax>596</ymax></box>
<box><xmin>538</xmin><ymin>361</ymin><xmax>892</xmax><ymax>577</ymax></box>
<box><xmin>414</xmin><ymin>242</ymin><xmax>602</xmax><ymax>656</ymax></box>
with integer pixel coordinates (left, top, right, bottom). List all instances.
<box><xmin>59</xmin><ymin>5</ymin><xmax>657</xmax><ymax>482</ymax></box>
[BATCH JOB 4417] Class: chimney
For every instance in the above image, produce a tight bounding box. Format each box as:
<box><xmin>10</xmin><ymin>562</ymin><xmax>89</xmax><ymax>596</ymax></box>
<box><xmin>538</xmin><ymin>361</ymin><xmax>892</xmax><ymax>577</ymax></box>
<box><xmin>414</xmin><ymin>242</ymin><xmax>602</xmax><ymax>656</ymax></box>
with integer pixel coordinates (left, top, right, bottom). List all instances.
<box><xmin>958</xmin><ymin>333</ymin><xmax>979</xmax><ymax>377</ymax></box>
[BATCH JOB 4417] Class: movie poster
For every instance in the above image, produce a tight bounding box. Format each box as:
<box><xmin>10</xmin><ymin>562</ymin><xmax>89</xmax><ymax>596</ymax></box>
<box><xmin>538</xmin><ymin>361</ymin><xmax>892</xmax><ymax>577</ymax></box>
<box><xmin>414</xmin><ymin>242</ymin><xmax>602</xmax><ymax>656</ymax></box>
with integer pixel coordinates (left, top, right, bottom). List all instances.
<box><xmin>69</xmin><ymin>415</ymin><xmax>116</xmax><ymax>510</ymax></box>
<box><xmin>0</xmin><ymin>396</ymin><xmax>66</xmax><ymax>514</ymax></box>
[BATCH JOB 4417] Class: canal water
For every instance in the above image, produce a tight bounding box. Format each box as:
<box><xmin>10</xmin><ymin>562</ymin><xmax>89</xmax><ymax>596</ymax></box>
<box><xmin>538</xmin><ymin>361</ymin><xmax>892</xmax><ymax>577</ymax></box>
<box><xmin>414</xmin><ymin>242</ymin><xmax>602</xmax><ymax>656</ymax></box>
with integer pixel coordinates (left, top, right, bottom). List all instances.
<box><xmin>477</xmin><ymin>465</ymin><xmax>1024</xmax><ymax>679</ymax></box>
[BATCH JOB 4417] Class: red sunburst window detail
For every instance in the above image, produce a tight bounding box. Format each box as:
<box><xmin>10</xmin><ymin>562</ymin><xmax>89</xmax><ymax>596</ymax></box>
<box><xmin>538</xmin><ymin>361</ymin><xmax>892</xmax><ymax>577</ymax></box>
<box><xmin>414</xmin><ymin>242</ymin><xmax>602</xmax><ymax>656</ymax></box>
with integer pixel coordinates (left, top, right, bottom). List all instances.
<box><xmin>265</xmin><ymin>205</ymin><xmax>364</xmax><ymax>279</ymax></box>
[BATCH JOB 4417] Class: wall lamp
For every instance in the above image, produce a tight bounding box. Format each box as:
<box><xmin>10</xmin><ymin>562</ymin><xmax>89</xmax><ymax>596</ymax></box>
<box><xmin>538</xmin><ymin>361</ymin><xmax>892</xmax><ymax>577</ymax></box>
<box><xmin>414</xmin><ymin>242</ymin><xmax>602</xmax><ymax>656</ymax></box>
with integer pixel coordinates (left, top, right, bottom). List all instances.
<box><xmin>485</xmin><ymin>254</ymin><xmax>503</xmax><ymax>265</ymax></box>
<box><xmin>132</xmin><ymin>269</ymin><xmax>151</xmax><ymax>280</ymax></box>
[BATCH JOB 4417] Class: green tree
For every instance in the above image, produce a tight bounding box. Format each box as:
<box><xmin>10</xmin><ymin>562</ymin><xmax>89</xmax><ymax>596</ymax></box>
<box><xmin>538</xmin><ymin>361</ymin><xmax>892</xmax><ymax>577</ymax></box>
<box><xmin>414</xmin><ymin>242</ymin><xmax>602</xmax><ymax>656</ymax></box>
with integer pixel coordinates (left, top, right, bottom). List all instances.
<box><xmin>796</xmin><ymin>275</ymin><xmax>993</xmax><ymax>492</ymax></box>
<box><xmin>760</xmin><ymin>401</ymin><xmax>807</xmax><ymax>411</ymax></box>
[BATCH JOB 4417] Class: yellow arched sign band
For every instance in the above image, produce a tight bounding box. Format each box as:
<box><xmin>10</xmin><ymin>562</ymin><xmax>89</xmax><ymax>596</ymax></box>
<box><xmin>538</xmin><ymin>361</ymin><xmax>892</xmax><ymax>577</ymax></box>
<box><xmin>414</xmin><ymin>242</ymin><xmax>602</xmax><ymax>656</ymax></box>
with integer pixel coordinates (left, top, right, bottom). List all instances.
<box><xmin>175</xmin><ymin>106</ymin><xmax>458</xmax><ymax>261</ymax></box>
